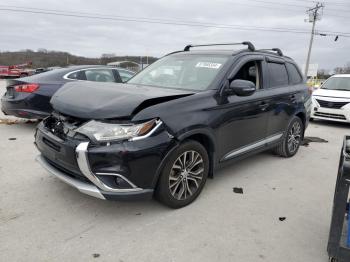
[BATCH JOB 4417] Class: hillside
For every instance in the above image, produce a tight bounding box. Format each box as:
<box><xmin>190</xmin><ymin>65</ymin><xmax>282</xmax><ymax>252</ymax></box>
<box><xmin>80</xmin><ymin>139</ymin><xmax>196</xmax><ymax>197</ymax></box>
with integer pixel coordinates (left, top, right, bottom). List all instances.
<box><xmin>0</xmin><ymin>50</ymin><xmax>158</xmax><ymax>68</ymax></box>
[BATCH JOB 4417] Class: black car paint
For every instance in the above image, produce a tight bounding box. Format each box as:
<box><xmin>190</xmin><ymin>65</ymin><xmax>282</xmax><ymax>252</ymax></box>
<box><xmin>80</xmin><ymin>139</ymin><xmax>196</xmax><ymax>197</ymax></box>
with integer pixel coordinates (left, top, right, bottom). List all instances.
<box><xmin>1</xmin><ymin>66</ymin><xmax>130</xmax><ymax>119</ymax></box>
<box><xmin>35</xmin><ymin>50</ymin><xmax>310</xmax><ymax>200</ymax></box>
<box><xmin>51</xmin><ymin>81</ymin><xmax>194</xmax><ymax>119</ymax></box>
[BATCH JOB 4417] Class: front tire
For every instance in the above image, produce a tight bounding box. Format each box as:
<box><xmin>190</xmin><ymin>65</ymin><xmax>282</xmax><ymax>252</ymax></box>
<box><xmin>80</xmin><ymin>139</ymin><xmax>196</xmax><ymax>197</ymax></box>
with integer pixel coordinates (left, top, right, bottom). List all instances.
<box><xmin>155</xmin><ymin>140</ymin><xmax>209</xmax><ymax>208</ymax></box>
<box><xmin>274</xmin><ymin>116</ymin><xmax>304</xmax><ymax>158</ymax></box>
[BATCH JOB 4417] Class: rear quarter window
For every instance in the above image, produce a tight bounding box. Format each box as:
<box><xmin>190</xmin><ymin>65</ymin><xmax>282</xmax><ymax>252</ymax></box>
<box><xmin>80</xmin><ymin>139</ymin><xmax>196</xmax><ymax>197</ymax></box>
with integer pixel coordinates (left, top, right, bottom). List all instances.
<box><xmin>267</xmin><ymin>62</ymin><xmax>289</xmax><ymax>88</ymax></box>
<box><xmin>117</xmin><ymin>69</ymin><xmax>134</xmax><ymax>82</ymax></box>
<box><xmin>66</xmin><ymin>71</ymin><xmax>78</xmax><ymax>79</ymax></box>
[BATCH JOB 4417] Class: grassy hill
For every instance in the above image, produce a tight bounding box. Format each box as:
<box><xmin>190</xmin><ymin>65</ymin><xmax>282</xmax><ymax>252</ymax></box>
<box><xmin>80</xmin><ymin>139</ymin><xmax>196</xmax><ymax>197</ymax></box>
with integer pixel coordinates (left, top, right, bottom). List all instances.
<box><xmin>0</xmin><ymin>49</ymin><xmax>158</xmax><ymax>68</ymax></box>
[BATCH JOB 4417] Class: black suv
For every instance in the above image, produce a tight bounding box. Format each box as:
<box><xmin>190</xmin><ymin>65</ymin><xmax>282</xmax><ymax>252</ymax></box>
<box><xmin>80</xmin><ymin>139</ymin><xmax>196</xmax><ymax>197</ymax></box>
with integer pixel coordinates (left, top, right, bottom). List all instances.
<box><xmin>35</xmin><ymin>42</ymin><xmax>311</xmax><ymax>208</ymax></box>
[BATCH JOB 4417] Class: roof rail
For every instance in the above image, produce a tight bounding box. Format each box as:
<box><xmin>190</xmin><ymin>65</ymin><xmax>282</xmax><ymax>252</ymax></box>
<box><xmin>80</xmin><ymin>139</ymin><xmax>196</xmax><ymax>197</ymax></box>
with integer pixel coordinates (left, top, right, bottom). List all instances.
<box><xmin>183</xmin><ymin>41</ymin><xmax>255</xmax><ymax>52</ymax></box>
<box><xmin>258</xmin><ymin>48</ymin><xmax>283</xmax><ymax>56</ymax></box>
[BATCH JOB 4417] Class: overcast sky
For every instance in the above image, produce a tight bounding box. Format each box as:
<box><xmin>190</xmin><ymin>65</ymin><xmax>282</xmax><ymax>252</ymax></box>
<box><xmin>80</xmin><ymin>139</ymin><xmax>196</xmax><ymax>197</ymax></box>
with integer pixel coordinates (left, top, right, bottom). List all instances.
<box><xmin>0</xmin><ymin>0</ymin><xmax>349</xmax><ymax>70</ymax></box>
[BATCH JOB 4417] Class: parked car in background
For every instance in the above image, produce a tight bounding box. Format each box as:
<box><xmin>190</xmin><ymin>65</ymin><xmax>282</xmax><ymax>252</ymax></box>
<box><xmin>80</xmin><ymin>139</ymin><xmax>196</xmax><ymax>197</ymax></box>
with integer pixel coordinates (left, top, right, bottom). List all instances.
<box><xmin>1</xmin><ymin>65</ymin><xmax>135</xmax><ymax>119</ymax></box>
<box><xmin>0</xmin><ymin>62</ymin><xmax>34</xmax><ymax>78</ymax></box>
<box><xmin>311</xmin><ymin>74</ymin><xmax>350</xmax><ymax>123</ymax></box>
<box><xmin>47</xmin><ymin>66</ymin><xmax>62</xmax><ymax>71</ymax></box>
<box><xmin>34</xmin><ymin>42</ymin><xmax>311</xmax><ymax>208</ymax></box>
<box><xmin>34</xmin><ymin>68</ymin><xmax>49</xmax><ymax>74</ymax></box>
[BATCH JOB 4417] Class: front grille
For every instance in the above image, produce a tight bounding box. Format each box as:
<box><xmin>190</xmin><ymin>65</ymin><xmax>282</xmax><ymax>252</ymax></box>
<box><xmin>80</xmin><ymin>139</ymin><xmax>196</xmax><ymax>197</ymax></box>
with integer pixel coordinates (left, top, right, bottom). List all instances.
<box><xmin>316</xmin><ymin>99</ymin><xmax>349</xmax><ymax>109</ymax></box>
<box><xmin>314</xmin><ymin>112</ymin><xmax>346</xmax><ymax>120</ymax></box>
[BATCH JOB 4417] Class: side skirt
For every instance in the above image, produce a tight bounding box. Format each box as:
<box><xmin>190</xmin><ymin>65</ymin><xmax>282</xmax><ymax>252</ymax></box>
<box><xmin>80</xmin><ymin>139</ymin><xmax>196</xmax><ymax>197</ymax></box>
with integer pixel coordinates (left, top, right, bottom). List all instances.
<box><xmin>220</xmin><ymin>133</ymin><xmax>284</xmax><ymax>162</ymax></box>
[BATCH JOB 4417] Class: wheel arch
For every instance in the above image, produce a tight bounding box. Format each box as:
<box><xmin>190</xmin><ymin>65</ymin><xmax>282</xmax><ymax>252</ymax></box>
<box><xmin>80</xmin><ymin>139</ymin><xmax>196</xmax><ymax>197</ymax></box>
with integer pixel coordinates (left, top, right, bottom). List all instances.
<box><xmin>177</xmin><ymin>129</ymin><xmax>216</xmax><ymax>178</ymax></box>
<box><xmin>295</xmin><ymin>111</ymin><xmax>306</xmax><ymax>139</ymax></box>
<box><xmin>295</xmin><ymin>111</ymin><xmax>306</xmax><ymax>126</ymax></box>
<box><xmin>151</xmin><ymin>129</ymin><xmax>216</xmax><ymax>189</ymax></box>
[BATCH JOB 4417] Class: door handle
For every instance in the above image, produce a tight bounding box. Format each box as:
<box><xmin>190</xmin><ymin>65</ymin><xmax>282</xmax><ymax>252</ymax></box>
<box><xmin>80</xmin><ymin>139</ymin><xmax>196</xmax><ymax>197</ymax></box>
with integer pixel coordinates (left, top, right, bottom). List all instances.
<box><xmin>259</xmin><ymin>102</ymin><xmax>269</xmax><ymax>111</ymax></box>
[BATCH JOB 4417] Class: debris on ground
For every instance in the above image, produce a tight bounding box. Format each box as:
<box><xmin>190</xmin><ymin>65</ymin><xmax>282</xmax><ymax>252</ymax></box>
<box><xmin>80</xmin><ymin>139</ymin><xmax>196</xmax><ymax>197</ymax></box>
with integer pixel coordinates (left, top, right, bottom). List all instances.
<box><xmin>302</xmin><ymin>136</ymin><xmax>328</xmax><ymax>146</ymax></box>
<box><xmin>92</xmin><ymin>253</ymin><xmax>100</xmax><ymax>258</ymax></box>
<box><xmin>279</xmin><ymin>217</ymin><xmax>286</xmax><ymax>221</ymax></box>
<box><xmin>8</xmin><ymin>138</ymin><xmax>17</xmax><ymax>140</ymax></box>
<box><xmin>26</xmin><ymin>120</ymin><xmax>38</xmax><ymax>124</ymax></box>
<box><xmin>233</xmin><ymin>187</ymin><xmax>243</xmax><ymax>194</ymax></box>
<box><xmin>0</xmin><ymin>119</ymin><xmax>19</xmax><ymax>125</ymax></box>
<box><xmin>0</xmin><ymin>118</ymin><xmax>38</xmax><ymax>125</ymax></box>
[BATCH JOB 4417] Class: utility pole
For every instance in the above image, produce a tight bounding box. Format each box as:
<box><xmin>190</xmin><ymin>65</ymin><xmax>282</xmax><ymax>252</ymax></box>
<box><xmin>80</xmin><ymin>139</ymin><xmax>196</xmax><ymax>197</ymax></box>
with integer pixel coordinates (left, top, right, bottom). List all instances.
<box><xmin>304</xmin><ymin>2</ymin><xmax>324</xmax><ymax>77</ymax></box>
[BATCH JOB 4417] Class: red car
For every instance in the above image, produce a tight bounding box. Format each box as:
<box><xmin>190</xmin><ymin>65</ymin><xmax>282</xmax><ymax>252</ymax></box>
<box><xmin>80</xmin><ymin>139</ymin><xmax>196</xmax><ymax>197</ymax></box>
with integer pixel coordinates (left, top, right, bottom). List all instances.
<box><xmin>0</xmin><ymin>62</ymin><xmax>34</xmax><ymax>78</ymax></box>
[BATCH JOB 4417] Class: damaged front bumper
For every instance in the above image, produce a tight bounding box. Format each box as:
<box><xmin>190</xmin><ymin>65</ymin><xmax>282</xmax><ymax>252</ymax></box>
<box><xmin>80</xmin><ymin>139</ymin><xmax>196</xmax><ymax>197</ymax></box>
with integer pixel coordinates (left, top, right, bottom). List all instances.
<box><xmin>35</xmin><ymin>121</ymin><xmax>175</xmax><ymax>201</ymax></box>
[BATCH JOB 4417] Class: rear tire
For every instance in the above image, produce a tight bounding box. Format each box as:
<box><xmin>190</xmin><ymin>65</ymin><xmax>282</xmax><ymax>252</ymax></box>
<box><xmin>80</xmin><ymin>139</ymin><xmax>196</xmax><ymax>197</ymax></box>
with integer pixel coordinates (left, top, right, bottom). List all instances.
<box><xmin>274</xmin><ymin>116</ymin><xmax>304</xmax><ymax>158</ymax></box>
<box><xmin>155</xmin><ymin>140</ymin><xmax>209</xmax><ymax>208</ymax></box>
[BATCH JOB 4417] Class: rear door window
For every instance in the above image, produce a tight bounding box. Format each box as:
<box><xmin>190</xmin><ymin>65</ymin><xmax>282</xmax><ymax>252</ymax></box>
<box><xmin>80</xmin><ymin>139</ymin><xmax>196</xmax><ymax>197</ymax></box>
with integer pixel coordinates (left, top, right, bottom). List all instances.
<box><xmin>267</xmin><ymin>62</ymin><xmax>289</xmax><ymax>88</ymax></box>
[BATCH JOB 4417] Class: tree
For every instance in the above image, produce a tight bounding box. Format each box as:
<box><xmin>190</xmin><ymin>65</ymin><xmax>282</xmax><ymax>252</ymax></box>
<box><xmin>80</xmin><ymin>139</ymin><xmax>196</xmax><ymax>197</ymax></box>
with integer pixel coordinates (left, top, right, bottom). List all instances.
<box><xmin>317</xmin><ymin>69</ymin><xmax>331</xmax><ymax>79</ymax></box>
<box><xmin>37</xmin><ymin>48</ymin><xmax>48</xmax><ymax>53</ymax></box>
<box><xmin>334</xmin><ymin>62</ymin><xmax>350</xmax><ymax>74</ymax></box>
<box><xmin>100</xmin><ymin>53</ymin><xmax>117</xmax><ymax>65</ymax></box>
<box><xmin>0</xmin><ymin>49</ymin><xmax>158</xmax><ymax>68</ymax></box>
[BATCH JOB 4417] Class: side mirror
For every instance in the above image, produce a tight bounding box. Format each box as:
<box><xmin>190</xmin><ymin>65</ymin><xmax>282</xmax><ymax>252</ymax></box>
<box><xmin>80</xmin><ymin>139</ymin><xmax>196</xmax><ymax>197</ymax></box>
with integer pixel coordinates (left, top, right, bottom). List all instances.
<box><xmin>228</xmin><ymin>79</ymin><xmax>256</xmax><ymax>96</ymax></box>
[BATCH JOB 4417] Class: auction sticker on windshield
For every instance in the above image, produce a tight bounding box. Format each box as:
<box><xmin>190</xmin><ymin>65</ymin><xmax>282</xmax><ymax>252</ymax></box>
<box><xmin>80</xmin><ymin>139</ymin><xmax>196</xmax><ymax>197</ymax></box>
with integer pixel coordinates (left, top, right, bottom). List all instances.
<box><xmin>195</xmin><ymin>62</ymin><xmax>222</xmax><ymax>69</ymax></box>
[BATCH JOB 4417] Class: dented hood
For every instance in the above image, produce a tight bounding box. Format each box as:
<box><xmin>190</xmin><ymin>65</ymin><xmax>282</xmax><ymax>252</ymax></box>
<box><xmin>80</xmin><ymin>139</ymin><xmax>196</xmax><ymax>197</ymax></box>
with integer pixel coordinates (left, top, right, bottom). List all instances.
<box><xmin>50</xmin><ymin>81</ymin><xmax>194</xmax><ymax>119</ymax></box>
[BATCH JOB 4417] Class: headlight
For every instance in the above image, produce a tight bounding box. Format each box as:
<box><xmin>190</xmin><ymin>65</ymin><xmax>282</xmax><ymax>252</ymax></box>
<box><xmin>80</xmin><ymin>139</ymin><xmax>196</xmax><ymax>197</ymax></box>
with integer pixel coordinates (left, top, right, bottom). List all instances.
<box><xmin>312</xmin><ymin>96</ymin><xmax>320</xmax><ymax>107</ymax></box>
<box><xmin>75</xmin><ymin>119</ymin><xmax>159</xmax><ymax>142</ymax></box>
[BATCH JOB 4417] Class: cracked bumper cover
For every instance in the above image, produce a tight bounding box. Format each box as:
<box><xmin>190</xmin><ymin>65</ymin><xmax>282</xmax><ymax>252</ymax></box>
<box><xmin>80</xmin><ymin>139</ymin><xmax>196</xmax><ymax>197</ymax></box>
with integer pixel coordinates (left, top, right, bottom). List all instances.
<box><xmin>35</xmin><ymin>122</ymin><xmax>175</xmax><ymax>201</ymax></box>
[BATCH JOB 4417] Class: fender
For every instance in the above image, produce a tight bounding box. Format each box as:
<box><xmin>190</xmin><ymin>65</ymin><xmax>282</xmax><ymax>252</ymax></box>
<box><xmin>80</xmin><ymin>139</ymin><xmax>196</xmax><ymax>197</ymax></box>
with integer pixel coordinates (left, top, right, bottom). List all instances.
<box><xmin>151</xmin><ymin>127</ymin><xmax>217</xmax><ymax>188</ymax></box>
<box><xmin>177</xmin><ymin>127</ymin><xmax>217</xmax><ymax>177</ymax></box>
<box><xmin>151</xmin><ymin>140</ymin><xmax>180</xmax><ymax>188</ymax></box>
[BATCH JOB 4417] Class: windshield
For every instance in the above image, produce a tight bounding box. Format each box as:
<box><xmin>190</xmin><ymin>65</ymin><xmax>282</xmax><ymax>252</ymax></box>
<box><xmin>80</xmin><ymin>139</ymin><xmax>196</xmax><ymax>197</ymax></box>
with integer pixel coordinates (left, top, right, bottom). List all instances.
<box><xmin>128</xmin><ymin>54</ymin><xmax>229</xmax><ymax>91</ymax></box>
<box><xmin>321</xmin><ymin>77</ymin><xmax>350</xmax><ymax>91</ymax></box>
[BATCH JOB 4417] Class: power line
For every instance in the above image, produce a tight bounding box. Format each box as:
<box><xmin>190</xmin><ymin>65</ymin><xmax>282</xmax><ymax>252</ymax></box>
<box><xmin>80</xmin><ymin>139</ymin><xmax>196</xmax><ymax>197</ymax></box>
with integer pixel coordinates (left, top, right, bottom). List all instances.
<box><xmin>0</xmin><ymin>4</ymin><xmax>304</xmax><ymax>24</ymax></box>
<box><xmin>322</xmin><ymin>12</ymin><xmax>350</xmax><ymax>20</ymax></box>
<box><xmin>234</xmin><ymin>0</ymin><xmax>350</xmax><ymax>13</ymax></box>
<box><xmin>262</xmin><ymin>0</ymin><xmax>350</xmax><ymax>8</ymax></box>
<box><xmin>2</xmin><ymin>3</ymin><xmax>349</xmax><ymax>22</ymax></box>
<box><xmin>0</xmin><ymin>7</ymin><xmax>320</xmax><ymax>34</ymax></box>
<box><xmin>321</xmin><ymin>1</ymin><xmax>350</xmax><ymax>6</ymax></box>
<box><xmin>242</xmin><ymin>0</ymin><xmax>308</xmax><ymax>8</ymax></box>
<box><xmin>1</xmin><ymin>3</ymin><xmax>306</xmax><ymax>16</ymax></box>
<box><xmin>326</xmin><ymin>8</ymin><xmax>350</xmax><ymax>13</ymax></box>
<box><xmin>0</xmin><ymin>6</ymin><xmax>349</xmax><ymax>37</ymax></box>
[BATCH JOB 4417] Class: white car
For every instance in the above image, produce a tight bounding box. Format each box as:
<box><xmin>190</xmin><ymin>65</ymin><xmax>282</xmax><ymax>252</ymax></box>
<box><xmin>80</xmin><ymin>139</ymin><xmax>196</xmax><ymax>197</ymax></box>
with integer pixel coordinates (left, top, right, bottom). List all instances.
<box><xmin>311</xmin><ymin>74</ymin><xmax>350</xmax><ymax>123</ymax></box>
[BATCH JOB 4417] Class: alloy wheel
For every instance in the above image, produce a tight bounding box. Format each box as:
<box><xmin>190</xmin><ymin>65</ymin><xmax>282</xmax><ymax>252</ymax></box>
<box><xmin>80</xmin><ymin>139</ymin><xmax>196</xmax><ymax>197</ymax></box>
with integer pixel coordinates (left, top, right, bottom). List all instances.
<box><xmin>169</xmin><ymin>150</ymin><xmax>204</xmax><ymax>200</ymax></box>
<box><xmin>287</xmin><ymin>121</ymin><xmax>302</xmax><ymax>154</ymax></box>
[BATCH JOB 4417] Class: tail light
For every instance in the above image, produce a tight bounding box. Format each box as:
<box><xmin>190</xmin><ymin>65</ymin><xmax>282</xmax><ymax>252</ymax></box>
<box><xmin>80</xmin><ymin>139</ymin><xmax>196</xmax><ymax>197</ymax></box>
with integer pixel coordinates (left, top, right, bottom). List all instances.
<box><xmin>14</xmin><ymin>83</ymin><xmax>39</xmax><ymax>93</ymax></box>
